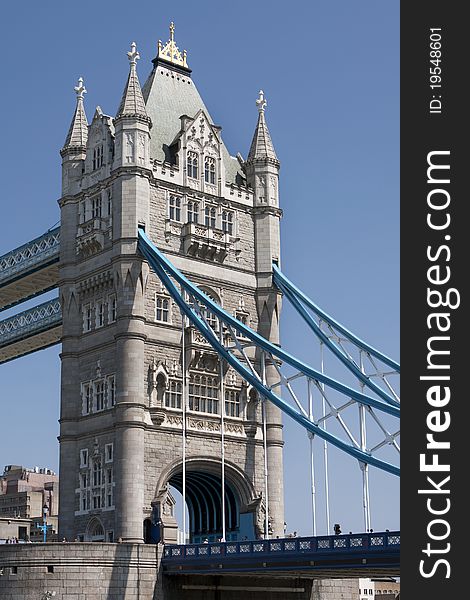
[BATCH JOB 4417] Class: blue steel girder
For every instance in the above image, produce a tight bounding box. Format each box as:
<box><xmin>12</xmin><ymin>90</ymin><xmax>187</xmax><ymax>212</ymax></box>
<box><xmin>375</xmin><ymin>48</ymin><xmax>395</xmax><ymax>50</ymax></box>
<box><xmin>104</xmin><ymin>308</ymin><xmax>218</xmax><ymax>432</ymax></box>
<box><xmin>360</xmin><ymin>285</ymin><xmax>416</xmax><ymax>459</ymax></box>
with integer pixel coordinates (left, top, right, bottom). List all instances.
<box><xmin>0</xmin><ymin>227</ymin><xmax>60</xmax><ymax>311</ymax></box>
<box><xmin>0</xmin><ymin>297</ymin><xmax>62</xmax><ymax>364</ymax></box>
<box><xmin>138</xmin><ymin>230</ymin><xmax>400</xmax><ymax>476</ymax></box>
<box><xmin>272</xmin><ymin>264</ymin><xmax>400</xmax><ymax>408</ymax></box>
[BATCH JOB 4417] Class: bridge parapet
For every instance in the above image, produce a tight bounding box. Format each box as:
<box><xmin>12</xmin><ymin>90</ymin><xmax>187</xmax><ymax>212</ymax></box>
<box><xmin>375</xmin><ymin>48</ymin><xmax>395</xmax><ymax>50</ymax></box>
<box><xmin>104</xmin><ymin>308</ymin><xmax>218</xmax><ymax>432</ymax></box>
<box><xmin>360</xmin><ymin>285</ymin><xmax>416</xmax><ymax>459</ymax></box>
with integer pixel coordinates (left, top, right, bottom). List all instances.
<box><xmin>164</xmin><ymin>531</ymin><xmax>400</xmax><ymax>560</ymax></box>
<box><xmin>162</xmin><ymin>531</ymin><xmax>400</xmax><ymax>577</ymax></box>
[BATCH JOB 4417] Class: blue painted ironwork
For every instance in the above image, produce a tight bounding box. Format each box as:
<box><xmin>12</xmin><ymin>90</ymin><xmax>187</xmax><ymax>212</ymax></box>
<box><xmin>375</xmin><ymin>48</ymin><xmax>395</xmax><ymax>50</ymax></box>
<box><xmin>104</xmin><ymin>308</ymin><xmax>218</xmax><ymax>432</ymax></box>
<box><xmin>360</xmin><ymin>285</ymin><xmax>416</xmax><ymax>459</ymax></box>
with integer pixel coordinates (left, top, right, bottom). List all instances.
<box><xmin>0</xmin><ymin>297</ymin><xmax>62</xmax><ymax>347</ymax></box>
<box><xmin>273</xmin><ymin>264</ymin><xmax>399</xmax><ymax>407</ymax></box>
<box><xmin>137</xmin><ymin>230</ymin><xmax>400</xmax><ymax>476</ymax></box>
<box><xmin>162</xmin><ymin>530</ymin><xmax>400</xmax><ymax>574</ymax></box>
<box><xmin>0</xmin><ymin>227</ymin><xmax>60</xmax><ymax>285</ymax></box>
<box><xmin>37</xmin><ymin>522</ymin><xmax>53</xmax><ymax>544</ymax></box>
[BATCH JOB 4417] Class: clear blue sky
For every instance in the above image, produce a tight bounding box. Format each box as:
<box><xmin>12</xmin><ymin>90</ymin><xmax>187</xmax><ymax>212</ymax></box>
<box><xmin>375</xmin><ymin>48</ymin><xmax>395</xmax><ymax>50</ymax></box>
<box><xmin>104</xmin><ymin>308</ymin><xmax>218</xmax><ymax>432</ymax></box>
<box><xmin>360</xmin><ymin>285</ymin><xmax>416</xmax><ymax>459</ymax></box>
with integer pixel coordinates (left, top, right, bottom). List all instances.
<box><xmin>0</xmin><ymin>1</ymin><xmax>399</xmax><ymax>535</ymax></box>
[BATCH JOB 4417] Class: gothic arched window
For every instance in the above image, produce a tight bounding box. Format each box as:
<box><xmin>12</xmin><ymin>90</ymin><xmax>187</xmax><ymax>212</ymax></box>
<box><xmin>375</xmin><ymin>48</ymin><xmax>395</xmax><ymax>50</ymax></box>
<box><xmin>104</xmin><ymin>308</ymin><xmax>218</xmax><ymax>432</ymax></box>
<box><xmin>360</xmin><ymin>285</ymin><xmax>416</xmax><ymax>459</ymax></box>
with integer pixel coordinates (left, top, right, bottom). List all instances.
<box><xmin>165</xmin><ymin>380</ymin><xmax>182</xmax><ymax>409</ymax></box>
<box><xmin>187</xmin><ymin>151</ymin><xmax>199</xmax><ymax>179</ymax></box>
<box><xmin>189</xmin><ymin>374</ymin><xmax>218</xmax><ymax>414</ymax></box>
<box><xmin>155</xmin><ymin>295</ymin><xmax>170</xmax><ymax>323</ymax></box>
<box><xmin>187</xmin><ymin>201</ymin><xmax>199</xmax><ymax>224</ymax></box>
<box><xmin>205</xmin><ymin>206</ymin><xmax>216</xmax><ymax>229</ymax></box>
<box><xmin>225</xmin><ymin>389</ymin><xmax>241</xmax><ymax>417</ymax></box>
<box><xmin>222</xmin><ymin>210</ymin><xmax>233</xmax><ymax>235</ymax></box>
<box><xmin>169</xmin><ymin>195</ymin><xmax>181</xmax><ymax>221</ymax></box>
<box><xmin>204</xmin><ymin>156</ymin><xmax>216</xmax><ymax>184</ymax></box>
<box><xmin>93</xmin><ymin>145</ymin><xmax>104</xmax><ymax>170</ymax></box>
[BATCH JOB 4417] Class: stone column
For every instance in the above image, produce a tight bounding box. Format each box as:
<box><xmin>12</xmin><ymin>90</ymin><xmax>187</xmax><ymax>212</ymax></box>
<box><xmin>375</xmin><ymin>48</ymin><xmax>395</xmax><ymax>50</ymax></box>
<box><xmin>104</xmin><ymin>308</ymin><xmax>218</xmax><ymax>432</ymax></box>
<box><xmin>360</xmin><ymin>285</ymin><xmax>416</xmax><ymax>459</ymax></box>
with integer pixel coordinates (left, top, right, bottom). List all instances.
<box><xmin>113</xmin><ymin>261</ymin><xmax>147</xmax><ymax>543</ymax></box>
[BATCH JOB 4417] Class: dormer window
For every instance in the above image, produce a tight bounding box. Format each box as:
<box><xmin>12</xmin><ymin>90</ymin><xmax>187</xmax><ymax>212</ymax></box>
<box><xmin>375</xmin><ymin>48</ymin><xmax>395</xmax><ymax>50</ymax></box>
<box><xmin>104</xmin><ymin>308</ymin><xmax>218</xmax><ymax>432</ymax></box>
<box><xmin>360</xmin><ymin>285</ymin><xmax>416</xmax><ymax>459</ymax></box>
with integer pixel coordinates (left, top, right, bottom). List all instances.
<box><xmin>187</xmin><ymin>151</ymin><xmax>199</xmax><ymax>179</ymax></box>
<box><xmin>187</xmin><ymin>201</ymin><xmax>199</xmax><ymax>224</ymax></box>
<box><xmin>93</xmin><ymin>145</ymin><xmax>104</xmax><ymax>170</ymax></box>
<box><xmin>204</xmin><ymin>157</ymin><xmax>216</xmax><ymax>185</ymax></box>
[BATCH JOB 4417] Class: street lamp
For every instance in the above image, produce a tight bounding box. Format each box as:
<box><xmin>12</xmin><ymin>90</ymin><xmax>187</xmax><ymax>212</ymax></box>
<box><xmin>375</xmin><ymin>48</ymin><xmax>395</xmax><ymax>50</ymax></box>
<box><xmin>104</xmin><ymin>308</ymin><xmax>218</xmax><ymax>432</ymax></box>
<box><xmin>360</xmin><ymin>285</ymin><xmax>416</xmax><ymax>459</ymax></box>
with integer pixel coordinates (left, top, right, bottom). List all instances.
<box><xmin>39</xmin><ymin>503</ymin><xmax>49</xmax><ymax>543</ymax></box>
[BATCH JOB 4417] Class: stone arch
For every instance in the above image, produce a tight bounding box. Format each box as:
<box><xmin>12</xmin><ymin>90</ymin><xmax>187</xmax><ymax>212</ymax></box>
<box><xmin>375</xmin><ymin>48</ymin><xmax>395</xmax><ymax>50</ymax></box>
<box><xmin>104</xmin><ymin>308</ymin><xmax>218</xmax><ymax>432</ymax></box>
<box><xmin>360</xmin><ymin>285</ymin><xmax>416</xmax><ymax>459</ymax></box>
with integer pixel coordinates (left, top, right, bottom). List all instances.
<box><xmin>154</xmin><ymin>456</ymin><xmax>256</xmax><ymax>543</ymax></box>
<box><xmin>85</xmin><ymin>517</ymin><xmax>105</xmax><ymax>542</ymax></box>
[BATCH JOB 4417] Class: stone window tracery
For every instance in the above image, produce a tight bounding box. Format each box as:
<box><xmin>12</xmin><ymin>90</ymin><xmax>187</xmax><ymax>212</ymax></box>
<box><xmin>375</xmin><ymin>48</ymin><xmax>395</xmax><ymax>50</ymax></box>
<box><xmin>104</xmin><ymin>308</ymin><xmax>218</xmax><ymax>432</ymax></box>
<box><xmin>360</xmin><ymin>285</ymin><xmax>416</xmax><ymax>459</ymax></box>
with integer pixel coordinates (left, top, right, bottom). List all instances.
<box><xmin>155</xmin><ymin>295</ymin><xmax>170</xmax><ymax>323</ymax></box>
<box><xmin>225</xmin><ymin>389</ymin><xmax>241</xmax><ymax>418</ymax></box>
<box><xmin>187</xmin><ymin>151</ymin><xmax>199</xmax><ymax>179</ymax></box>
<box><xmin>165</xmin><ymin>380</ymin><xmax>182</xmax><ymax>409</ymax></box>
<box><xmin>222</xmin><ymin>210</ymin><xmax>234</xmax><ymax>235</ymax></box>
<box><xmin>205</xmin><ymin>206</ymin><xmax>216</xmax><ymax>229</ymax></box>
<box><xmin>169</xmin><ymin>195</ymin><xmax>181</xmax><ymax>221</ymax></box>
<box><xmin>187</xmin><ymin>201</ymin><xmax>199</xmax><ymax>224</ymax></box>
<box><xmin>189</xmin><ymin>373</ymin><xmax>219</xmax><ymax>414</ymax></box>
<box><xmin>204</xmin><ymin>156</ymin><xmax>216</xmax><ymax>184</ymax></box>
<box><xmin>92</xmin><ymin>145</ymin><xmax>104</xmax><ymax>170</ymax></box>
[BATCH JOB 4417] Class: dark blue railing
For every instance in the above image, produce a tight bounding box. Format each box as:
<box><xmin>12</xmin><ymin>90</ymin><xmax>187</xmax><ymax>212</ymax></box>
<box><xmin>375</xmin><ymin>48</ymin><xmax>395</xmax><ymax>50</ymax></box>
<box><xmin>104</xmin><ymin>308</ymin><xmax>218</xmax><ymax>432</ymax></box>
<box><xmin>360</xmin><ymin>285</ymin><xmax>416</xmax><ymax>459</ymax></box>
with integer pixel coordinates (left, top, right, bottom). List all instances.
<box><xmin>163</xmin><ymin>531</ymin><xmax>400</xmax><ymax>561</ymax></box>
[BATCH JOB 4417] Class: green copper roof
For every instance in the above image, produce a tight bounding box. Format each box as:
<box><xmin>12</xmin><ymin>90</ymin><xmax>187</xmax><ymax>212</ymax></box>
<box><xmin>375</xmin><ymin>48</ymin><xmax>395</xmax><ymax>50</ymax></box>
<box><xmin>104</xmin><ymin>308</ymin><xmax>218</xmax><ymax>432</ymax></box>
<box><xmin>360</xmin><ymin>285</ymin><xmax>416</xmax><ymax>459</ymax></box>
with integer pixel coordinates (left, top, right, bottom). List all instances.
<box><xmin>142</xmin><ymin>62</ymin><xmax>244</xmax><ymax>184</ymax></box>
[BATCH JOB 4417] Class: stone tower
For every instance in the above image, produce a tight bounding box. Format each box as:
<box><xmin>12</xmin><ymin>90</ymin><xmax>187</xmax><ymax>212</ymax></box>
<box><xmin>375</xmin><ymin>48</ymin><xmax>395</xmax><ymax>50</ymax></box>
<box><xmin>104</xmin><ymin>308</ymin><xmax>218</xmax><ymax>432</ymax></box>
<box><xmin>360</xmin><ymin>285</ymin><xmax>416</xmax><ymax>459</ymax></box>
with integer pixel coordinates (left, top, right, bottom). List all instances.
<box><xmin>58</xmin><ymin>24</ymin><xmax>284</xmax><ymax>544</ymax></box>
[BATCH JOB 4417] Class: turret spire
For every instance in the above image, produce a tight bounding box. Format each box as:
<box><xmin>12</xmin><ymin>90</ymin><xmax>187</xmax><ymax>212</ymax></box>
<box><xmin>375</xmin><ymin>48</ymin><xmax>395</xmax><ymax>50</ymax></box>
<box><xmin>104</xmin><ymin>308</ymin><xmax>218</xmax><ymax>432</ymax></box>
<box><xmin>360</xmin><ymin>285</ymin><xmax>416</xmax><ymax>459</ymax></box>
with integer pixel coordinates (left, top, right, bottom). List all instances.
<box><xmin>116</xmin><ymin>42</ymin><xmax>150</xmax><ymax>121</ymax></box>
<box><xmin>61</xmin><ymin>77</ymin><xmax>88</xmax><ymax>152</ymax></box>
<box><xmin>247</xmin><ymin>90</ymin><xmax>278</xmax><ymax>163</ymax></box>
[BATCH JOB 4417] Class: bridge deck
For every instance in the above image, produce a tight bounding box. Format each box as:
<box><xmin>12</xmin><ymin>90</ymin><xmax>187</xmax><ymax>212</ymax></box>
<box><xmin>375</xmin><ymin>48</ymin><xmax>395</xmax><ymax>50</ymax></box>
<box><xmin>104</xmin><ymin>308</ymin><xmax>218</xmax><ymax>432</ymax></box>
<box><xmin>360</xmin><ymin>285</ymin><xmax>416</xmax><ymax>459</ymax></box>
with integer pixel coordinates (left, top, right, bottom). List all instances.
<box><xmin>162</xmin><ymin>531</ymin><xmax>400</xmax><ymax>578</ymax></box>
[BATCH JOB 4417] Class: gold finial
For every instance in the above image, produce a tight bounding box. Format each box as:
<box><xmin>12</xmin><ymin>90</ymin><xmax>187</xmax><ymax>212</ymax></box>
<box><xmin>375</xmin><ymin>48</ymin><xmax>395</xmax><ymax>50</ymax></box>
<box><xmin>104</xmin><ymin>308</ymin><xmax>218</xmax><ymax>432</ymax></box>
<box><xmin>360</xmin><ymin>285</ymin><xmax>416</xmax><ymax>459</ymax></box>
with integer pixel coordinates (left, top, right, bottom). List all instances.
<box><xmin>157</xmin><ymin>21</ymin><xmax>188</xmax><ymax>69</ymax></box>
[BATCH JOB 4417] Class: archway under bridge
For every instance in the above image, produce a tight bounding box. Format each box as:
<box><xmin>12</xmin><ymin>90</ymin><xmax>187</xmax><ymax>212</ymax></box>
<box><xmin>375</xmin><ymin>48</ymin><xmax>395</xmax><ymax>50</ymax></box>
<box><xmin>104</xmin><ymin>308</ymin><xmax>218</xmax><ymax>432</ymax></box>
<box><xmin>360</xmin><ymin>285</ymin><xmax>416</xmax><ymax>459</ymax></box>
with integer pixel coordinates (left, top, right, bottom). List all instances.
<box><xmin>152</xmin><ymin>460</ymin><xmax>260</xmax><ymax>544</ymax></box>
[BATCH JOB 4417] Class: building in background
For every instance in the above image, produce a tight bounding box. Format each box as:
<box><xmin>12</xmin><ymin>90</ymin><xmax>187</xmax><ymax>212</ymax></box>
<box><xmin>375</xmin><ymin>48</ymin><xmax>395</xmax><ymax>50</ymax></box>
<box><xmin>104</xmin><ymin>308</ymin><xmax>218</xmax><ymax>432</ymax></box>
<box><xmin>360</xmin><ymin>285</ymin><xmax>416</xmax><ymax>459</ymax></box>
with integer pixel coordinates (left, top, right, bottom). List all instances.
<box><xmin>0</xmin><ymin>517</ymin><xmax>31</xmax><ymax>542</ymax></box>
<box><xmin>0</xmin><ymin>465</ymin><xmax>59</xmax><ymax>519</ymax></box>
<box><xmin>0</xmin><ymin>465</ymin><xmax>59</xmax><ymax>542</ymax></box>
<box><xmin>359</xmin><ymin>577</ymin><xmax>400</xmax><ymax>599</ymax></box>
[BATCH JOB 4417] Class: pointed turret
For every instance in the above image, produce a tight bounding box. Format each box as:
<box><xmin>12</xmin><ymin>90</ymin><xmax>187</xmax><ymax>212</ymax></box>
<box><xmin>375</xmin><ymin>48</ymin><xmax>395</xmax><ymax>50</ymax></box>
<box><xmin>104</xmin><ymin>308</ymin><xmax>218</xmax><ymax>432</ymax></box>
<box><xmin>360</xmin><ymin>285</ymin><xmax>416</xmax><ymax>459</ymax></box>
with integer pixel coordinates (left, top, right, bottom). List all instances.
<box><xmin>113</xmin><ymin>42</ymin><xmax>151</xmax><ymax>170</ymax></box>
<box><xmin>60</xmin><ymin>78</ymin><xmax>89</xmax><ymax>196</ymax></box>
<box><xmin>246</xmin><ymin>90</ymin><xmax>284</xmax><ymax>537</ymax></box>
<box><xmin>61</xmin><ymin>77</ymin><xmax>88</xmax><ymax>154</ymax></box>
<box><xmin>116</xmin><ymin>43</ymin><xmax>150</xmax><ymax>121</ymax></box>
<box><xmin>247</xmin><ymin>90</ymin><xmax>279</xmax><ymax>164</ymax></box>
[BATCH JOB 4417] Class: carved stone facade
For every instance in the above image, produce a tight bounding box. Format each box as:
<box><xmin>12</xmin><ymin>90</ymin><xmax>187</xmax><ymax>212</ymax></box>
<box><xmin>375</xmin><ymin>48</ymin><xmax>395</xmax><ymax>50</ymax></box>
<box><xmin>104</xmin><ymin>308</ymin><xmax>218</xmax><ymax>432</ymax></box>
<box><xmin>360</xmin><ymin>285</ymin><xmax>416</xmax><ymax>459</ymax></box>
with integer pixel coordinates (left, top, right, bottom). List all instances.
<box><xmin>58</xmin><ymin>28</ymin><xmax>284</xmax><ymax>545</ymax></box>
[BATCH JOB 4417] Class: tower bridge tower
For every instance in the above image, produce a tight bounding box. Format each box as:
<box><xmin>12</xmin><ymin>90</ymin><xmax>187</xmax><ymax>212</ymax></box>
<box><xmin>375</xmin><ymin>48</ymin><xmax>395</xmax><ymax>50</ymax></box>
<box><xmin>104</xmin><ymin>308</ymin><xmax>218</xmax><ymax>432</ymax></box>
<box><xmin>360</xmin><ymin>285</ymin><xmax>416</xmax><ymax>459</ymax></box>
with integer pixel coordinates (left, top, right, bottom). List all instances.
<box><xmin>58</xmin><ymin>24</ymin><xmax>284</xmax><ymax>544</ymax></box>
